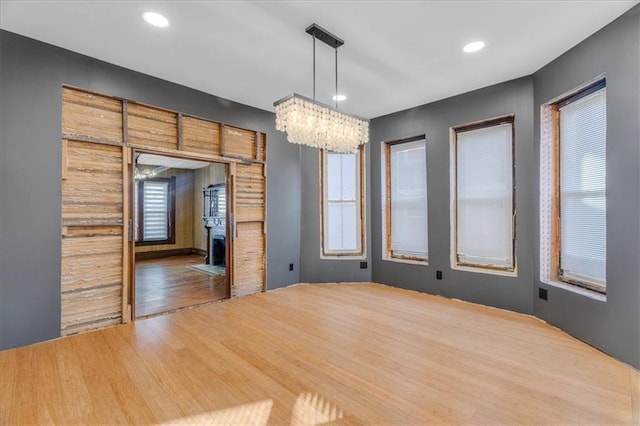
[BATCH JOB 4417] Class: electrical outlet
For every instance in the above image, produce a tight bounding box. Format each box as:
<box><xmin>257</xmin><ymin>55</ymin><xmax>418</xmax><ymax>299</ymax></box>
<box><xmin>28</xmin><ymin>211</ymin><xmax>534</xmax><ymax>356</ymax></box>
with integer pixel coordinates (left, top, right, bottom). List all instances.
<box><xmin>436</xmin><ymin>270</ymin><xmax>443</xmax><ymax>280</ymax></box>
<box><xmin>360</xmin><ymin>261</ymin><xmax>368</xmax><ymax>269</ymax></box>
<box><xmin>289</xmin><ymin>263</ymin><xmax>294</xmax><ymax>271</ymax></box>
<box><xmin>539</xmin><ymin>287</ymin><xmax>548</xmax><ymax>300</ymax></box>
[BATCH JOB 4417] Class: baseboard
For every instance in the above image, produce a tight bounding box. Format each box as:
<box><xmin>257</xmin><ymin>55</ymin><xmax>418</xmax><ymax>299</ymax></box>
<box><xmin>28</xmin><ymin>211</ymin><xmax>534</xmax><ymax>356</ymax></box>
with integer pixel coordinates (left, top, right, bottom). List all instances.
<box><xmin>192</xmin><ymin>248</ymin><xmax>207</xmax><ymax>258</ymax></box>
<box><xmin>135</xmin><ymin>248</ymin><xmax>205</xmax><ymax>261</ymax></box>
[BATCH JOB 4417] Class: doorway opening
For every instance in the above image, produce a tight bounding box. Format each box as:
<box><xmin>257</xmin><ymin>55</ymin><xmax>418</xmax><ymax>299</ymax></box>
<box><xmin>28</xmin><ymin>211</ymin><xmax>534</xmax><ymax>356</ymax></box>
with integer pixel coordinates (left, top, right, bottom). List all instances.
<box><xmin>132</xmin><ymin>152</ymin><xmax>229</xmax><ymax>318</ymax></box>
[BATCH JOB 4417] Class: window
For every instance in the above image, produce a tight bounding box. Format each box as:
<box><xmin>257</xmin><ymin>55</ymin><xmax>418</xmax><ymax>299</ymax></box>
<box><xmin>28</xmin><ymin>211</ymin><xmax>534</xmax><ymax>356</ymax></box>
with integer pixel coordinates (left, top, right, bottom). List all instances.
<box><xmin>135</xmin><ymin>177</ymin><xmax>176</xmax><ymax>245</ymax></box>
<box><xmin>383</xmin><ymin>136</ymin><xmax>428</xmax><ymax>262</ymax></box>
<box><xmin>320</xmin><ymin>148</ymin><xmax>365</xmax><ymax>257</ymax></box>
<box><xmin>451</xmin><ymin>116</ymin><xmax>515</xmax><ymax>273</ymax></box>
<box><xmin>540</xmin><ymin>78</ymin><xmax>607</xmax><ymax>294</ymax></box>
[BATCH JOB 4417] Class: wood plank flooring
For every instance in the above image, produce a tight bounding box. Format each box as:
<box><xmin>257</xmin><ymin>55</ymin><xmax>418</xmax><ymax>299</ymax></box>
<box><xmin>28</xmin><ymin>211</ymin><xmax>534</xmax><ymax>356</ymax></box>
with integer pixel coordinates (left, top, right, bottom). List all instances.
<box><xmin>1</xmin><ymin>283</ymin><xmax>638</xmax><ymax>424</ymax></box>
<box><xmin>134</xmin><ymin>255</ymin><xmax>227</xmax><ymax>318</ymax></box>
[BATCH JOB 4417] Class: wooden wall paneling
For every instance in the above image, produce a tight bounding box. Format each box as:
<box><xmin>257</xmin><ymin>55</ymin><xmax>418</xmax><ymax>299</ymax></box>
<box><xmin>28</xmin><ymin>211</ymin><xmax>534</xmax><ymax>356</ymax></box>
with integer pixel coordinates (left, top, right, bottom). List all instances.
<box><xmin>182</xmin><ymin>116</ymin><xmax>221</xmax><ymax>156</ymax></box>
<box><xmin>61</xmin><ymin>285</ymin><xmax>122</xmax><ymax>335</ymax></box>
<box><xmin>222</xmin><ymin>125</ymin><xmax>257</xmax><ymax>161</ymax></box>
<box><xmin>257</xmin><ymin>132</ymin><xmax>266</xmax><ymax>162</ymax></box>
<box><xmin>127</xmin><ymin>103</ymin><xmax>178</xmax><ymax>151</ymax></box>
<box><xmin>177</xmin><ymin>113</ymin><xmax>183</xmax><ymax>151</ymax></box>
<box><xmin>62</xmin><ymin>87</ymin><xmax>123</xmax><ymax>144</ymax></box>
<box><xmin>61</xmin><ymin>140</ymin><xmax>124</xmax><ymax>335</ymax></box>
<box><xmin>61</xmin><ymin>86</ymin><xmax>267</xmax><ymax>334</ymax></box>
<box><xmin>229</xmin><ymin>162</ymin><xmax>237</xmax><ymax>296</ymax></box>
<box><xmin>61</xmin><ymin>229</ymin><xmax>122</xmax><ymax>293</ymax></box>
<box><xmin>62</xmin><ymin>141</ymin><xmax>123</xmax><ymax>227</ymax></box>
<box><xmin>232</xmin><ymin>161</ymin><xmax>266</xmax><ymax>297</ymax></box>
<box><xmin>122</xmin><ymin>147</ymin><xmax>132</xmax><ymax>323</ymax></box>
<box><xmin>233</xmin><ymin>221</ymin><xmax>265</xmax><ymax>297</ymax></box>
<box><xmin>235</xmin><ymin>163</ymin><xmax>265</xmax><ymax>222</ymax></box>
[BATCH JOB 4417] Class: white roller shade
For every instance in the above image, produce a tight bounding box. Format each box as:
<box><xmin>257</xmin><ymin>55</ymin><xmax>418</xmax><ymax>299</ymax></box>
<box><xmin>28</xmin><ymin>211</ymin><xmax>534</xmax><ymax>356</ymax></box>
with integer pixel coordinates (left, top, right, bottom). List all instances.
<box><xmin>143</xmin><ymin>180</ymin><xmax>169</xmax><ymax>241</ymax></box>
<box><xmin>559</xmin><ymin>87</ymin><xmax>607</xmax><ymax>288</ymax></box>
<box><xmin>456</xmin><ymin>122</ymin><xmax>513</xmax><ymax>268</ymax></box>
<box><xmin>390</xmin><ymin>140</ymin><xmax>428</xmax><ymax>259</ymax></box>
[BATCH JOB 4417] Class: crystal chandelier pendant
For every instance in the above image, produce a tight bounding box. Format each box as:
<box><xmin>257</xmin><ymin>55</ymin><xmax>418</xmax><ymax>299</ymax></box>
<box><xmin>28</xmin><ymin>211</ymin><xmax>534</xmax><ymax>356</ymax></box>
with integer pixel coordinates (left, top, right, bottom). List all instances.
<box><xmin>273</xmin><ymin>24</ymin><xmax>369</xmax><ymax>153</ymax></box>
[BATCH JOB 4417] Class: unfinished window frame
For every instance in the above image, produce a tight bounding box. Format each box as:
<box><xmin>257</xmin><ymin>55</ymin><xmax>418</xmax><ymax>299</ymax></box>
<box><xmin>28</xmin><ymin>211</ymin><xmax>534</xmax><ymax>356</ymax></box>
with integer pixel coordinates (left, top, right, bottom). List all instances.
<box><xmin>319</xmin><ymin>146</ymin><xmax>366</xmax><ymax>259</ymax></box>
<box><xmin>450</xmin><ymin>115</ymin><xmax>516</xmax><ymax>275</ymax></box>
<box><xmin>135</xmin><ymin>176</ymin><xmax>176</xmax><ymax>246</ymax></box>
<box><xmin>382</xmin><ymin>135</ymin><xmax>429</xmax><ymax>264</ymax></box>
<box><xmin>545</xmin><ymin>78</ymin><xmax>607</xmax><ymax>295</ymax></box>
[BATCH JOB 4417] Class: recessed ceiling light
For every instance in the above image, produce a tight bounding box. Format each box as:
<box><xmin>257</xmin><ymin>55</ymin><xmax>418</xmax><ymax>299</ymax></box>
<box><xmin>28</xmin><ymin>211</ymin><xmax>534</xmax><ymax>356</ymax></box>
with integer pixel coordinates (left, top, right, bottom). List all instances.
<box><xmin>463</xmin><ymin>41</ymin><xmax>485</xmax><ymax>53</ymax></box>
<box><xmin>143</xmin><ymin>11</ymin><xmax>169</xmax><ymax>28</ymax></box>
<box><xmin>333</xmin><ymin>94</ymin><xmax>347</xmax><ymax>102</ymax></box>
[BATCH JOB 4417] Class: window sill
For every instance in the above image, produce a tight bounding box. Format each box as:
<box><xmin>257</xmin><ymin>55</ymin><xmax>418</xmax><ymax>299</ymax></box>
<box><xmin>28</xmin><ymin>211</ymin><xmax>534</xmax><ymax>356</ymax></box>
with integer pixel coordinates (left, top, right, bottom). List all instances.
<box><xmin>452</xmin><ymin>263</ymin><xmax>517</xmax><ymax>277</ymax></box>
<box><xmin>320</xmin><ymin>253</ymin><xmax>367</xmax><ymax>261</ymax></box>
<box><xmin>542</xmin><ymin>279</ymin><xmax>607</xmax><ymax>302</ymax></box>
<box><xmin>383</xmin><ymin>256</ymin><xmax>428</xmax><ymax>266</ymax></box>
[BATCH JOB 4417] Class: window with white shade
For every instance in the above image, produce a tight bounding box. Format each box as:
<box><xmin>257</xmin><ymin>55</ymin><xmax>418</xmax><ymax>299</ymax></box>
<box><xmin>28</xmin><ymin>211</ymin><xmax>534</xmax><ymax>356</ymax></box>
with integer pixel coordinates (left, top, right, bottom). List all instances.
<box><xmin>135</xmin><ymin>177</ymin><xmax>175</xmax><ymax>245</ymax></box>
<box><xmin>320</xmin><ymin>148</ymin><xmax>365</xmax><ymax>257</ymax></box>
<box><xmin>540</xmin><ymin>77</ymin><xmax>606</xmax><ymax>295</ymax></box>
<box><xmin>383</xmin><ymin>136</ymin><xmax>428</xmax><ymax>262</ymax></box>
<box><xmin>558</xmin><ymin>82</ymin><xmax>607</xmax><ymax>292</ymax></box>
<box><xmin>451</xmin><ymin>116</ymin><xmax>515</xmax><ymax>273</ymax></box>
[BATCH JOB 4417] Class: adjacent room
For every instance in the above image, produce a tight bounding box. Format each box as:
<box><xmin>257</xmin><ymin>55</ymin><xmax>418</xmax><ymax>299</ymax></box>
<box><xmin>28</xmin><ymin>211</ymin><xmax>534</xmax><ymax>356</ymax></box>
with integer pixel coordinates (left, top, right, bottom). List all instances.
<box><xmin>133</xmin><ymin>153</ymin><xmax>229</xmax><ymax>318</ymax></box>
<box><xmin>0</xmin><ymin>1</ymin><xmax>639</xmax><ymax>424</ymax></box>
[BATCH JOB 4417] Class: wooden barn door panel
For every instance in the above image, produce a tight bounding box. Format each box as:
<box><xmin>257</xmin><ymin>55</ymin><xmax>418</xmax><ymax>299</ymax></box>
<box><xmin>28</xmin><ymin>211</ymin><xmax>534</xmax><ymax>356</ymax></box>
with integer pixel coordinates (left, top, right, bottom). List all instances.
<box><xmin>233</xmin><ymin>222</ymin><xmax>265</xmax><ymax>297</ymax></box>
<box><xmin>231</xmin><ymin>162</ymin><xmax>266</xmax><ymax>297</ymax></box>
<box><xmin>61</xmin><ymin>140</ymin><xmax>129</xmax><ymax>335</ymax></box>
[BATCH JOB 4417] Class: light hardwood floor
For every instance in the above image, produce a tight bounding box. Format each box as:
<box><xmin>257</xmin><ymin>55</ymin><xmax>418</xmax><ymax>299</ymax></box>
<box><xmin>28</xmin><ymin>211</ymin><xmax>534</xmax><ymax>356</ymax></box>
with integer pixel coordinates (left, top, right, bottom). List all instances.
<box><xmin>1</xmin><ymin>283</ymin><xmax>638</xmax><ymax>424</ymax></box>
<box><xmin>134</xmin><ymin>255</ymin><xmax>227</xmax><ymax>318</ymax></box>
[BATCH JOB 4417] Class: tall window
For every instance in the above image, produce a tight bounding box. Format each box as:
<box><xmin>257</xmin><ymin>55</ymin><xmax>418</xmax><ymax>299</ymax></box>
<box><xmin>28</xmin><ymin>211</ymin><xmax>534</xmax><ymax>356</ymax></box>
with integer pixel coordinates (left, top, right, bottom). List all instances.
<box><xmin>451</xmin><ymin>116</ymin><xmax>515</xmax><ymax>273</ymax></box>
<box><xmin>383</xmin><ymin>136</ymin><xmax>428</xmax><ymax>262</ymax></box>
<box><xmin>320</xmin><ymin>148</ymin><xmax>365</xmax><ymax>257</ymax></box>
<box><xmin>135</xmin><ymin>177</ymin><xmax>176</xmax><ymax>245</ymax></box>
<box><xmin>540</xmin><ymin>78</ymin><xmax>607</xmax><ymax>294</ymax></box>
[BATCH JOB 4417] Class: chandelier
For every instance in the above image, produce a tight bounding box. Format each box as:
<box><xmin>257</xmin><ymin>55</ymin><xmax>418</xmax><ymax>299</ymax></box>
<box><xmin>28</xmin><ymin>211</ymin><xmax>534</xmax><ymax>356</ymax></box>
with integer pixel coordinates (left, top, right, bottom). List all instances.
<box><xmin>274</xmin><ymin>24</ymin><xmax>369</xmax><ymax>154</ymax></box>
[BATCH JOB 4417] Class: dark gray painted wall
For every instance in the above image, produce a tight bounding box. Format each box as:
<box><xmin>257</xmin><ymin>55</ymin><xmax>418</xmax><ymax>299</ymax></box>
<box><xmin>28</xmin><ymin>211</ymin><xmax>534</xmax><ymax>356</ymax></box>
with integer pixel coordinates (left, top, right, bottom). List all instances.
<box><xmin>533</xmin><ymin>6</ymin><xmax>640</xmax><ymax>368</ymax></box>
<box><xmin>370</xmin><ymin>77</ymin><xmax>535</xmax><ymax>314</ymax></box>
<box><xmin>299</xmin><ymin>145</ymin><xmax>372</xmax><ymax>283</ymax></box>
<box><xmin>0</xmin><ymin>30</ymin><xmax>301</xmax><ymax>350</ymax></box>
<box><xmin>369</xmin><ymin>5</ymin><xmax>640</xmax><ymax>369</ymax></box>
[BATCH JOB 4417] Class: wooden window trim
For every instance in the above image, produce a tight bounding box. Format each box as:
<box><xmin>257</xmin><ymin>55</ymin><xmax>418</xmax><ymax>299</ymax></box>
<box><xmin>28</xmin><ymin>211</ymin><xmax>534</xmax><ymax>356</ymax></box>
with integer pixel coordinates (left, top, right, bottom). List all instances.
<box><xmin>451</xmin><ymin>115</ymin><xmax>516</xmax><ymax>273</ymax></box>
<box><xmin>135</xmin><ymin>177</ymin><xmax>176</xmax><ymax>246</ymax></box>
<box><xmin>383</xmin><ymin>135</ymin><xmax>428</xmax><ymax>263</ymax></box>
<box><xmin>319</xmin><ymin>146</ymin><xmax>366</xmax><ymax>258</ymax></box>
<box><xmin>551</xmin><ymin>79</ymin><xmax>607</xmax><ymax>295</ymax></box>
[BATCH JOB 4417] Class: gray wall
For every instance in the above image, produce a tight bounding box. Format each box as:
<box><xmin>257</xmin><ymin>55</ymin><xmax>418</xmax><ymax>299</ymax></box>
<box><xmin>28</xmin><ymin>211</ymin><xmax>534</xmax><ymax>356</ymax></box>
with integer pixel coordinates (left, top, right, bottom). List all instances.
<box><xmin>369</xmin><ymin>5</ymin><xmax>640</xmax><ymax>369</ymax></box>
<box><xmin>0</xmin><ymin>30</ymin><xmax>301</xmax><ymax>350</ymax></box>
<box><xmin>533</xmin><ymin>6</ymin><xmax>640</xmax><ymax>368</ymax></box>
<box><xmin>299</xmin><ymin>145</ymin><xmax>372</xmax><ymax>283</ymax></box>
<box><xmin>370</xmin><ymin>77</ymin><xmax>535</xmax><ymax>314</ymax></box>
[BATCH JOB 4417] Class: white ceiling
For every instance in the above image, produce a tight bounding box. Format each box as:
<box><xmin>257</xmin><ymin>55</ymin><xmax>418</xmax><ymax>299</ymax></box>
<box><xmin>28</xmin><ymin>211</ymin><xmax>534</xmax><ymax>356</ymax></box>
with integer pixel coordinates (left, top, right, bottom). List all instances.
<box><xmin>1</xmin><ymin>1</ymin><xmax>637</xmax><ymax>119</ymax></box>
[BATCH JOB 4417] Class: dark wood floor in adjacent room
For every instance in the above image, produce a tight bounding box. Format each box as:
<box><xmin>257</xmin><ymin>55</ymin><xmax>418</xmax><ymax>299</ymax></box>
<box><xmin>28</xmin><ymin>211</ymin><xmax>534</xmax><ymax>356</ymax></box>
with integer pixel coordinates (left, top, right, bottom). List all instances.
<box><xmin>1</xmin><ymin>283</ymin><xmax>638</xmax><ymax>424</ymax></box>
<box><xmin>134</xmin><ymin>254</ymin><xmax>227</xmax><ymax>317</ymax></box>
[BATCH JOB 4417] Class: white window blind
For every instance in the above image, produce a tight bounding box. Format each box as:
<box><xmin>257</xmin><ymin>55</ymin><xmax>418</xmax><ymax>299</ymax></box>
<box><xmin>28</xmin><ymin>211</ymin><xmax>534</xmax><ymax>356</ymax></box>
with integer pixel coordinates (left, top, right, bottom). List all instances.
<box><xmin>559</xmin><ymin>87</ymin><xmax>607</xmax><ymax>288</ymax></box>
<box><xmin>142</xmin><ymin>180</ymin><xmax>170</xmax><ymax>241</ymax></box>
<box><xmin>323</xmin><ymin>151</ymin><xmax>362</xmax><ymax>255</ymax></box>
<box><xmin>390</xmin><ymin>140</ymin><xmax>428</xmax><ymax>260</ymax></box>
<box><xmin>455</xmin><ymin>122</ymin><xmax>514</xmax><ymax>269</ymax></box>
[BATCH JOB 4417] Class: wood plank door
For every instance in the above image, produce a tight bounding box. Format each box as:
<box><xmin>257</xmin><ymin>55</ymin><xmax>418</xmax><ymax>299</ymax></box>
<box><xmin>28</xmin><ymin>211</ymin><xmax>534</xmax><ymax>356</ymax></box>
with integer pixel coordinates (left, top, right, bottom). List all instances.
<box><xmin>230</xmin><ymin>162</ymin><xmax>266</xmax><ymax>298</ymax></box>
<box><xmin>61</xmin><ymin>140</ymin><xmax>131</xmax><ymax>335</ymax></box>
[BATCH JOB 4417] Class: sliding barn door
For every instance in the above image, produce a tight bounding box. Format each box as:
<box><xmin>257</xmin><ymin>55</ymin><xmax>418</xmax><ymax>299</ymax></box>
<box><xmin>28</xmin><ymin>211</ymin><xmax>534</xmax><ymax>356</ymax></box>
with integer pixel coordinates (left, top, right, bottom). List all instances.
<box><xmin>225</xmin><ymin>127</ymin><xmax>267</xmax><ymax>297</ymax></box>
<box><xmin>61</xmin><ymin>89</ymin><xmax>130</xmax><ymax>335</ymax></box>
